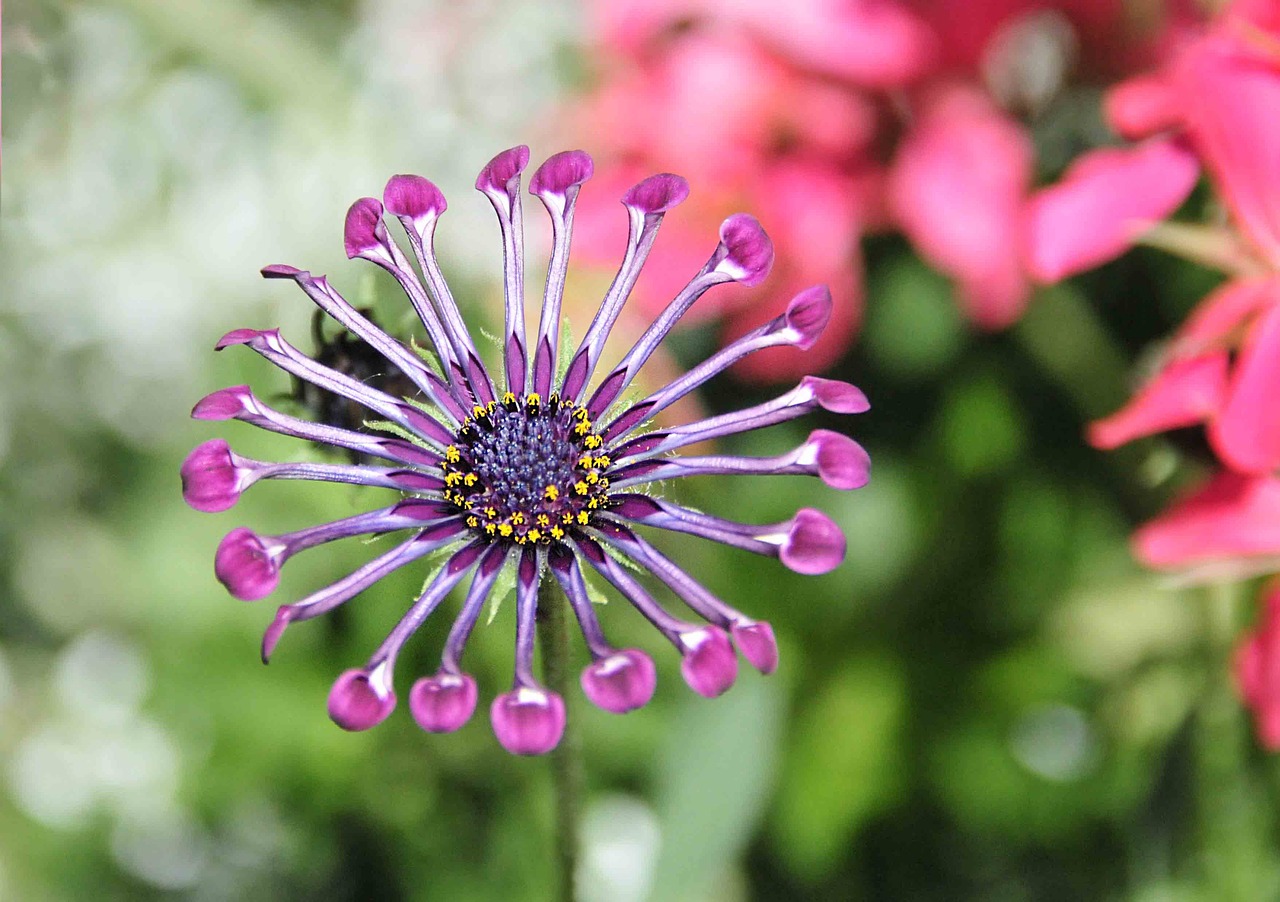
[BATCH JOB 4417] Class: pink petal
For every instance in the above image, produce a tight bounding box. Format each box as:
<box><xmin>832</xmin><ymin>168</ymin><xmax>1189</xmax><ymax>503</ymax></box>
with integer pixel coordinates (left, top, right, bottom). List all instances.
<box><xmin>1179</xmin><ymin>37</ymin><xmax>1280</xmax><ymax>265</ymax></box>
<box><xmin>1175</xmin><ymin>276</ymin><xmax>1277</xmax><ymax>349</ymax></box>
<box><xmin>1133</xmin><ymin>471</ymin><xmax>1280</xmax><ymax>568</ymax></box>
<box><xmin>1210</xmin><ymin>303</ymin><xmax>1280</xmax><ymax>473</ymax></box>
<box><xmin>1024</xmin><ymin>137</ymin><xmax>1200</xmax><ymax>282</ymax></box>
<box><xmin>889</xmin><ymin>89</ymin><xmax>1033</xmax><ymax>328</ymax></box>
<box><xmin>1105</xmin><ymin>74</ymin><xmax>1183</xmax><ymax>139</ymax></box>
<box><xmin>1087</xmin><ymin>353</ymin><xmax>1229</xmax><ymax>449</ymax></box>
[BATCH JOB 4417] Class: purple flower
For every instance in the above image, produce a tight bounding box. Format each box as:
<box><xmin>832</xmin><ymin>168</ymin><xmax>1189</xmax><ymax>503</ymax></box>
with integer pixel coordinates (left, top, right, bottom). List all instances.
<box><xmin>183</xmin><ymin>147</ymin><xmax>870</xmax><ymax>755</ymax></box>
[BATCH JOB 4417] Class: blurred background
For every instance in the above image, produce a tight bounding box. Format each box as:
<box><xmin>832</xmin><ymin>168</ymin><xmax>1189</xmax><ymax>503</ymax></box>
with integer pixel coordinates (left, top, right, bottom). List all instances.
<box><xmin>3</xmin><ymin>0</ymin><xmax>1278</xmax><ymax>899</ymax></box>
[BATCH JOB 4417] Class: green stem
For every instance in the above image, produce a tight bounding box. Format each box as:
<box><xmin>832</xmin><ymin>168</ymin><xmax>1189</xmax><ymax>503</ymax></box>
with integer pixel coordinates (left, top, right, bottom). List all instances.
<box><xmin>1194</xmin><ymin>581</ymin><xmax>1265</xmax><ymax>901</ymax></box>
<box><xmin>539</xmin><ymin>578</ymin><xmax>581</xmax><ymax>902</ymax></box>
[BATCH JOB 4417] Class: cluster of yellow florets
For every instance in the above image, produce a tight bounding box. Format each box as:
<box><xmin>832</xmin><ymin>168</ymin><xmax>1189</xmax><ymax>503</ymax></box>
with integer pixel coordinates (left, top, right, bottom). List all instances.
<box><xmin>440</xmin><ymin>391</ymin><xmax>613</xmax><ymax>546</ymax></box>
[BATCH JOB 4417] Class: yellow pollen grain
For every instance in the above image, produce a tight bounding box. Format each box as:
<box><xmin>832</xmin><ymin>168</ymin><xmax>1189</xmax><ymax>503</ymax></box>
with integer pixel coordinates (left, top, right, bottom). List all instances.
<box><xmin>466</xmin><ymin>515</ymin><xmax>479</xmax><ymax>528</ymax></box>
<box><xmin>511</xmin><ymin>512</ymin><xmax>526</xmax><ymax>526</ymax></box>
<box><xmin>502</xmin><ymin>391</ymin><xmax>517</xmax><ymax>405</ymax></box>
<box><xmin>445</xmin><ymin>445</ymin><xmax>461</xmax><ymax>463</ymax></box>
<box><xmin>577</xmin><ymin>511</ymin><xmax>590</xmax><ymax>525</ymax></box>
<box><xmin>499</xmin><ymin>523</ymin><xmax>514</xmax><ymax>537</ymax></box>
<box><xmin>574</xmin><ymin>481</ymin><xmax>589</xmax><ymax>496</ymax></box>
<box><xmin>536</xmin><ymin>514</ymin><xmax>550</xmax><ymax>527</ymax></box>
<box><xmin>527</xmin><ymin>529</ymin><xmax>542</xmax><ymax>543</ymax></box>
<box><xmin>550</xmin><ymin>526</ymin><xmax>565</xmax><ymax>539</ymax></box>
<box><xmin>584</xmin><ymin>435</ymin><xmax>602</xmax><ymax>449</ymax></box>
<box><xmin>544</xmin><ymin>485</ymin><xmax>560</xmax><ymax>501</ymax></box>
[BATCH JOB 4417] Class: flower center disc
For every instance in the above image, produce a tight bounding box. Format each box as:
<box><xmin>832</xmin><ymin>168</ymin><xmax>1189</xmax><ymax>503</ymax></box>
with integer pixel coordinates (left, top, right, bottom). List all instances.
<box><xmin>442</xmin><ymin>393</ymin><xmax>611</xmax><ymax>546</ymax></box>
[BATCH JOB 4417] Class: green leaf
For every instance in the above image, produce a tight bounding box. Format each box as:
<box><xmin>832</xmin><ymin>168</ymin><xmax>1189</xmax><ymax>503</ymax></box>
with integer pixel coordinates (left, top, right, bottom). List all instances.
<box><xmin>362</xmin><ymin>419</ymin><xmax>435</xmax><ymax>451</ymax></box>
<box><xmin>485</xmin><ymin>560</ymin><xmax>518</xmax><ymax>626</ymax></box>
<box><xmin>649</xmin><ymin>673</ymin><xmax>785</xmax><ymax>901</ymax></box>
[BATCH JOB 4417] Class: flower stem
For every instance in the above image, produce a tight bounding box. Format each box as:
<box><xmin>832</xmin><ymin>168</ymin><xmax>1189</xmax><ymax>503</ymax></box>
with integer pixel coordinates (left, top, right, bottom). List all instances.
<box><xmin>539</xmin><ymin>577</ymin><xmax>581</xmax><ymax>902</ymax></box>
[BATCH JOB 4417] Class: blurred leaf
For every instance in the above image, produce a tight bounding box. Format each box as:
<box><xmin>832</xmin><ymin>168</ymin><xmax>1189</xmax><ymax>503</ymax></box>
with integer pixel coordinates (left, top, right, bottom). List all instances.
<box><xmin>937</xmin><ymin>368</ymin><xmax>1027</xmax><ymax>476</ymax></box>
<box><xmin>771</xmin><ymin>658</ymin><xmax>906</xmax><ymax>880</ymax></box>
<box><xmin>649</xmin><ymin>673</ymin><xmax>784</xmax><ymax>902</ymax></box>
<box><xmin>863</xmin><ymin>255</ymin><xmax>966</xmax><ymax>381</ymax></box>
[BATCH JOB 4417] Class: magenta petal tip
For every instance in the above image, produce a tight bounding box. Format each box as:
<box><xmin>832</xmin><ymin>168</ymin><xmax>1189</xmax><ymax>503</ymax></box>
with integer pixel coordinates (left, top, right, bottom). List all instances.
<box><xmin>622</xmin><ymin>173</ymin><xmax>690</xmax><ymax>215</ymax></box>
<box><xmin>476</xmin><ymin>145</ymin><xmax>531</xmax><ymax>194</ymax></box>
<box><xmin>530</xmin><ymin>150</ymin><xmax>594</xmax><ymax>197</ymax></box>
<box><xmin>260</xmin><ymin>263</ymin><xmax>303</xmax><ymax>279</ymax></box>
<box><xmin>731</xmin><ymin>621</ymin><xmax>779</xmax><ymax>675</ymax></box>
<box><xmin>780</xmin><ymin>509</ymin><xmax>846</xmax><ymax>575</ymax></box>
<box><xmin>785</xmin><ymin>286</ymin><xmax>833</xmax><ymax>349</ymax></box>
<box><xmin>808</xmin><ymin>430</ymin><xmax>871</xmax><ymax>490</ymax></box>
<box><xmin>181</xmin><ymin>439</ymin><xmax>242</xmax><ymax>512</ymax></box>
<box><xmin>581</xmin><ymin>649</ymin><xmax>657</xmax><ymax>713</ymax></box>
<box><xmin>343</xmin><ymin>197</ymin><xmax>388</xmax><ymax>260</ymax></box>
<box><xmin>191</xmin><ymin>385</ymin><xmax>255</xmax><ymax>420</ymax></box>
<box><xmin>805</xmin><ymin>377</ymin><xmax>870</xmax><ymax>414</ymax></box>
<box><xmin>410</xmin><ymin>672</ymin><xmax>478</xmax><ymax>733</ymax></box>
<box><xmin>717</xmin><ymin>214</ymin><xmax>774</xmax><ymax>286</ymax></box>
<box><xmin>215</xmin><ymin>328</ymin><xmax>264</xmax><ymax>351</ymax></box>
<box><xmin>490</xmin><ymin>687</ymin><xmax>566</xmax><ymax>755</ymax></box>
<box><xmin>261</xmin><ymin>606</ymin><xmax>294</xmax><ymax>663</ymax></box>
<box><xmin>328</xmin><ymin>666</ymin><xmax>396</xmax><ymax>731</ymax></box>
<box><xmin>215</xmin><ymin>527</ymin><xmax>282</xmax><ymax>601</ymax></box>
<box><xmin>679</xmin><ymin>627</ymin><xmax>738</xmax><ymax>698</ymax></box>
<box><xmin>384</xmin><ymin>174</ymin><xmax>447</xmax><ymax>222</ymax></box>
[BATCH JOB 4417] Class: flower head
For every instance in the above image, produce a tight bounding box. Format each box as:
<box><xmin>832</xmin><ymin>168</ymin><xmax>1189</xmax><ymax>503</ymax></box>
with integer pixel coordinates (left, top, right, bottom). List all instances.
<box><xmin>183</xmin><ymin>147</ymin><xmax>869</xmax><ymax>755</ymax></box>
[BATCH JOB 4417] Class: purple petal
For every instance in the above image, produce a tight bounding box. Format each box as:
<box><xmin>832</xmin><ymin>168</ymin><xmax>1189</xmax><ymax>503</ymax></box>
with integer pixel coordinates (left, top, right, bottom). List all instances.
<box><xmin>715</xmin><ymin>214</ymin><xmax>774</xmax><ymax>286</ymax></box>
<box><xmin>191</xmin><ymin>385</ymin><xmax>255</xmax><ymax>420</ymax></box>
<box><xmin>215</xmin><ymin>527</ymin><xmax>283</xmax><ymax>600</ymax></box>
<box><xmin>384</xmin><ymin>174</ymin><xmax>447</xmax><ymax>223</ymax></box>
<box><xmin>780</xmin><ymin>509</ymin><xmax>846</xmax><ymax>575</ymax></box>
<box><xmin>623</xmin><ymin>173</ymin><xmax>690</xmax><ymax>214</ymax></box>
<box><xmin>410</xmin><ymin>672</ymin><xmax>478</xmax><ymax>733</ymax></box>
<box><xmin>490</xmin><ymin>687</ymin><xmax>566</xmax><ymax>755</ymax></box>
<box><xmin>328</xmin><ymin>664</ymin><xmax>396</xmax><ymax>731</ymax></box>
<box><xmin>581</xmin><ymin>649</ymin><xmax>656</xmax><ymax>714</ymax></box>
<box><xmin>181</xmin><ymin>439</ymin><xmax>245</xmax><ymax>512</ymax></box>
<box><xmin>784</xmin><ymin>286</ymin><xmax>832</xmax><ymax>349</ymax></box>
<box><xmin>806</xmin><ymin>430</ymin><xmax>871</xmax><ymax>490</ymax></box>
<box><xmin>343</xmin><ymin>197</ymin><xmax>390</xmax><ymax>261</ymax></box>
<box><xmin>678</xmin><ymin>627</ymin><xmax>738</xmax><ymax>698</ymax></box>
<box><xmin>731</xmin><ymin>621</ymin><xmax>779</xmax><ymax>675</ymax></box>
<box><xmin>476</xmin><ymin>145</ymin><xmax>531</xmax><ymax>195</ymax></box>
<box><xmin>530</xmin><ymin>149</ymin><xmax>594</xmax><ymax>198</ymax></box>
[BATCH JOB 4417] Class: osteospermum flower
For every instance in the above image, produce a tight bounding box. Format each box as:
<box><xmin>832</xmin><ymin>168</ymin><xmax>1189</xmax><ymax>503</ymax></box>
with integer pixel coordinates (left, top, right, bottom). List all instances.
<box><xmin>182</xmin><ymin>146</ymin><xmax>869</xmax><ymax>755</ymax></box>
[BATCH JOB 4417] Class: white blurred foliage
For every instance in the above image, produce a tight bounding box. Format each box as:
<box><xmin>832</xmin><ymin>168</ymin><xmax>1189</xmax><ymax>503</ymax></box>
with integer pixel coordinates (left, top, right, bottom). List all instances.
<box><xmin>2</xmin><ymin>0</ymin><xmax>580</xmax><ymax>456</ymax></box>
<box><xmin>578</xmin><ymin>794</ymin><xmax>662</xmax><ymax>902</ymax></box>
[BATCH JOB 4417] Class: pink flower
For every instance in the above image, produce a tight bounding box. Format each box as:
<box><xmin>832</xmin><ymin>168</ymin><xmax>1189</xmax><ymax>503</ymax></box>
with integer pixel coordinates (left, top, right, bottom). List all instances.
<box><xmin>1133</xmin><ymin>470</ymin><xmax>1280</xmax><ymax>570</ymax></box>
<box><xmin>888</xmin><ymin>85</ymin><xmax>1033</xmax><ymax>329</ymax></box>
<box><xmin>1236</xmin><ymin>582</ymin><xmax>1280</xmax><ymax>750</ymax></box>
<box><xmin>569</xmin><ymin>0</ymin><xmax>1179</xmax><ymax>378</ymax></box>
